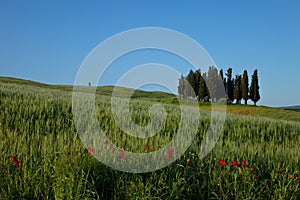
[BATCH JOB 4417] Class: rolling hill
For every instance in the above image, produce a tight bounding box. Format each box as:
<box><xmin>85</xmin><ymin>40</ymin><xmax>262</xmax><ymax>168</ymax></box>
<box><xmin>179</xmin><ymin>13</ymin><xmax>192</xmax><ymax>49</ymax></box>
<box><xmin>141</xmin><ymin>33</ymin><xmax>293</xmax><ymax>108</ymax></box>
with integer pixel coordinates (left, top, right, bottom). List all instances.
<box><xmin>0</xmin><ymin>76</ymin><xmax>299</xmax><ymax>122</ymax></box>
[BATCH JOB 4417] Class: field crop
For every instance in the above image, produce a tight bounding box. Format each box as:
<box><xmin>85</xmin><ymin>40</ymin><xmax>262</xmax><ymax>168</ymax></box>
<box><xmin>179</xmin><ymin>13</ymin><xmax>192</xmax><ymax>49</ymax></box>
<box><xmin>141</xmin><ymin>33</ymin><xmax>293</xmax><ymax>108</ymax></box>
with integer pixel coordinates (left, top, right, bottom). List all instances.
<box><xmin>0</xmin><ymin>81</ymin><xmax>299</xmax><ymax>199</ymax></box>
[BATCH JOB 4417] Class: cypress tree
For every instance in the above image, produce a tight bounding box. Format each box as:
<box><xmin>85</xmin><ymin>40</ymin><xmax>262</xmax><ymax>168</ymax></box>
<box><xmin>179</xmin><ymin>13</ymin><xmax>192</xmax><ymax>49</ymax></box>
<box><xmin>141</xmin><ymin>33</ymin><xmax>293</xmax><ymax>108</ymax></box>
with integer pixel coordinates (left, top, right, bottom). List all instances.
<box><xmin>206</xmin><ymin>66</ymin><xmax>218</xmax><ymax>102</ymax></box>
<box><xmin>198</xmin><ymin>75</ymin><xmax>206</xmax><ymax>101</ymax></box>
<box><xmin>177</xmin><ymin>75</ymin><xmax>185</xmax><ymax>98</ymax></box>
<box><xmin>187</xmin><ymin>70</ymin><xmax>197</xmax><ymax>98</ymax></box>
<box><xmin>226</xmin><ymin>68</ymin><xmax>234</xmax><ymax>103</ymax></box>
<box><xmin>250</xmin><ymin>69</ymin><xmax>260</xmax><ymax>106</ymax></box>
<box><xmin>217</xmin><ymin>69</ymin><xmax>226</xmax><ymax>101</ymax></box>
<box><xmin>234</xmin><ymin>75</ymin><xmax>242</xmax><ymax>104</ymax></box>
<box><xmin>194</xmin><ymin>69</ymin><xmax>201</xmax><ymax>99</ymax></box>
<box><xmin>241</xmin><ymin>70</ymin><xmax>249</xmax><ymax>105</ymax></box>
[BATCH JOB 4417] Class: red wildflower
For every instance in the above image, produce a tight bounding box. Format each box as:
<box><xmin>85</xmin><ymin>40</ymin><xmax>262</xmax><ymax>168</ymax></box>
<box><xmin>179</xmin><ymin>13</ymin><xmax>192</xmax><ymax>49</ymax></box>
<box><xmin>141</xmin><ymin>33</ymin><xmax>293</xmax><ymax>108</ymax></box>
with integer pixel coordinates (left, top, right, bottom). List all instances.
<box><xmin>12</xmin><ymin>156</ymin><xmax>22</xmax><ymax>166</ymax></box>
<box><xmin>232</xmin><ymin>161</ymin><xmax>238</xmax><ymax>168</ymax></box>
<box><xmin>278</xmin><ymin>168</ymin><xmax>284</xmax><ymax>173</ymax></box>
<box><xmin>289</xmin><ymin>175</ymin><xmax>295</xmax><ymax>179</ymax></box>
<box><xmin>241</xmin><ymin>160</ymin><xmax>246</xmax><ymax>167</ymax></box>
<box><xmin>219</xmin><ymin>160</ymin><xmax>226</xmax><ymax>167</ymax></box>
<box><xmin>118</xmin><ymin>150</ymin><xmax>126</xmax><ymax>158</ymax></box>
<box><xmin>188</xmin><ymin>160</ymin><xmax>192</xmax><ymax>166</ymax></box>
<box><xmin>145</xmin><ymin>145</ymin><xmax>150</xmax><ymax>151</ymax></box>
<box><xmin>104</xmin><ymin>139</ymin><xmax>109</xmax><ymax>145</ymax></box>
<box><xmin>250</xmin><ymin>167</ymin><xmax>255</xmax><ymax>172</ymax></box>
<box><xmin>169</xmin><ymin>146</ymin><xmax>174</xmax><ymax>153</ymax></box>
<box><xmin>87</xmin><ymin>147</ymin><xmax>95</xmax><ymax>154</ymax></box>
<box><xmin>297</xmin><ymin>179</ymin><xmax>300</xmax><ymax>184</ymax></box>
<box><xmin>253</xmin><ymin>174</ymin><xmax>258</xmax><ymax>179</ymax></box>
<box><xmin>166</xmin><ymin>152</ymin><xmax>172</xmax><ymax>160</ymax></box>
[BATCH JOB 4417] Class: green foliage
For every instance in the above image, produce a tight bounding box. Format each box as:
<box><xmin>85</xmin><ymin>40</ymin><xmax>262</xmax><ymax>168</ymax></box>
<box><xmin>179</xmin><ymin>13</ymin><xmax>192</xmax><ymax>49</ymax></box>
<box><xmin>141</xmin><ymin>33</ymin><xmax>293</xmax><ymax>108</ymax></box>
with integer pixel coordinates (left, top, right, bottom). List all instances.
<box><xmin>226</xmin><ymin>68</ymin><xmax>235</xmax><ymax>103</ymax></box>
<box><xmin>177</xmin><ymin>75</ymin><xmax>185</xmax><ymax>98</ymax></box>
<box><xmin>198</xmin><ymin>75</ymin><xmax>208</xmax><ymax>101</ymax></box>
<box><xmin>186</xmin><ymin>69</ymin><xmax>197</xmax><ymax>98</ymax></box>
<box><xmin>242</xmin><ymin>70</ymin><xmax>249</xmax><ymax>105</ymax></box>
<box><xmin>205</xmin><ymin>66</ymin><xmax>218</xmax><ymax>102</ymax></box>
<box><xmin>234</xmin><ymin>75</ymin><xmax>242</xmax><ymax>104</ymax></box>
<box><xmin>250</xmin><ymin>69</ymin><xmax>261</xmax><ymax>106</ymax></box>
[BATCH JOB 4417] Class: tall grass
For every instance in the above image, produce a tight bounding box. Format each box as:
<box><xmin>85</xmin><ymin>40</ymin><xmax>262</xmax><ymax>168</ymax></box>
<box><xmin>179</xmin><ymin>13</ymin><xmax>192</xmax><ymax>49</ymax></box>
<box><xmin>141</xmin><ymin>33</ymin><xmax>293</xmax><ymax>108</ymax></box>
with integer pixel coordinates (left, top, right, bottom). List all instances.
<box><xmin>0</xmin><ymin>82</ymin><xmax>299</xmax><ymax>199</ymax></box>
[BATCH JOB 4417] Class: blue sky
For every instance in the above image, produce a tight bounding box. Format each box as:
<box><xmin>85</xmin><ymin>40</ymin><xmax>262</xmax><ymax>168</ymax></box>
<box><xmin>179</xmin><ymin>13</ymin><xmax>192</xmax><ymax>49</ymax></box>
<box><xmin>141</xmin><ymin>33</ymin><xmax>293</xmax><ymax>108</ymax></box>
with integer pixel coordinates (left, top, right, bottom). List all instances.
<box><xmin>0</xmin><ymin>1</ymin><xmax>299</xmax><ymax>107</ymax></box>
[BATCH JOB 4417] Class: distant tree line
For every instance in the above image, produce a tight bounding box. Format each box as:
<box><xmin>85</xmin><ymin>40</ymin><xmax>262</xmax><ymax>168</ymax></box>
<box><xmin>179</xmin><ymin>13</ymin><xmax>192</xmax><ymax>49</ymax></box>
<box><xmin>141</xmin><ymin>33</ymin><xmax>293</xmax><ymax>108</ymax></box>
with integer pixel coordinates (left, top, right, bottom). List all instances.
<box><xmin>178</xmin><ymin>66</ymin><xmax>260</xmax><ymax>105</ymax></box>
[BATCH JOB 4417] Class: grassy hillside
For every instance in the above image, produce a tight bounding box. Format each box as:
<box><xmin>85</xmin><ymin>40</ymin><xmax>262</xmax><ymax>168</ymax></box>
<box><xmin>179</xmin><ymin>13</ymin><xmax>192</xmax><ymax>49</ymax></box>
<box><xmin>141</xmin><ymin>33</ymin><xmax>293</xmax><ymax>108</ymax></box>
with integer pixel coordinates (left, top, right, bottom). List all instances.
<box><xmin>0</xmin><ymin>76</ymin><xmax>299</xmax><ymax>199</ymax></box>
<box><xmin>1</xmin><ymin>76</ymin><xmax>298</xmax><ymax>122</ymax></box>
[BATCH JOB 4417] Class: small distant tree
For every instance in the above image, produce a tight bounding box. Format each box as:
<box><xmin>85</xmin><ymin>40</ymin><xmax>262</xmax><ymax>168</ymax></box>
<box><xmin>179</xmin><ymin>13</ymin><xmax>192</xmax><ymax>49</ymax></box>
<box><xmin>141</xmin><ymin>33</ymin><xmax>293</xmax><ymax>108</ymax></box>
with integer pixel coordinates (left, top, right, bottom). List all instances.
<box><xmin>250</xmin><ymin>69</ymin><xmax>260</xmax><ymax>106</ymax></box>
<box><xmin>241</xmin><ymin>70</ymin><xmax>249</xmax><ymax>105</ymax></box>
<box><xmin>234</xmin><ymin>75</ymin><xmax>242</xmax><ymax>104</ymax></box>
<box><xmin>88</xmin><ymin>82</ymin><xmax>91</xmax><ymax>87</ymax></box>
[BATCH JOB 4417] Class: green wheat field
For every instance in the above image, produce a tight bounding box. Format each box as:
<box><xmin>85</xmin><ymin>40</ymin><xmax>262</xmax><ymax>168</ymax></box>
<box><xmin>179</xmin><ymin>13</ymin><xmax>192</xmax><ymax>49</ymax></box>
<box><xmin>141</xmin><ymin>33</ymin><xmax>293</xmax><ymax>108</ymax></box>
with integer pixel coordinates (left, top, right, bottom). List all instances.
<box><xmin>0</xmin><ymin>77</ymin><xmax>299</xmax><ymax>199</ymax></box>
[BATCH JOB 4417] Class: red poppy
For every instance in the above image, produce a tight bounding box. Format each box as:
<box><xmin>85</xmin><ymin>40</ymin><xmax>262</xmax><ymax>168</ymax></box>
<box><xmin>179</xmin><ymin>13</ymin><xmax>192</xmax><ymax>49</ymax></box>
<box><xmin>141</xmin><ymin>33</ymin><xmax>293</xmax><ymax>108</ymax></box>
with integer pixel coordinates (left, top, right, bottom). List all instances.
<box><xmin>104</xmin><ymin>139</ymin><xmax>109</xmax><ymax>145</ymax></box>
<box><xmin>166</xmin><ymin>152</ymin><xmax>172</xmax><ymax>160</ymax></box>
<box><xmin>219</xmin><ymin>160</ymin><xmax>226</xmax><ymax>167</ymax></box>
<box><xmin>188</xmin><ymin>160</ymin><xmax>192</xmax><ymax>166</ymax></box>
<box><xmin>118</xmin><ymin>150</ymin><xmax>126</xmax><ymax>158</ymax></box>
<box><xmin>278</xmin><ymin>168</ymin><xmax>284</xmax><ymax>173</ymax></box>
<box><xmin>289</xmin><ymin>175</ymin><xmax>295</xmax><ymax>179</ymax></box>
<box><xmin>145</xmin><ymin>145</ymin><xmax>150</xmax><ymax>151</ymax></box>
<box><xmin>88</xmin><ymin>147</ymin><xmax>95</xmax><ymax>154</ymax></box>
<box><xmin>169</xmin><ymin>146</ymin><xmax>174</xmax><ymax>153</ymax></box>
<box><xmin>253</xmin><ymin>174</ymin><xmax>258</xmax><ymax>179</ymax></box>
<box><xmin>232</xmin><ymin>161</ymin><xmax>238</xmax><ymax>168</ymax></box>
<box><xmin>250</xmin><ymin>167</ymin><xmax>255</xmax><ymax>172</ymax></box>
<box><xmin>12</xmin><ymin>156</ymin><xmax>22</xmax><ymax>166</ymax></box>
<box><xmin>241</xmin><ymin>160</ymin><xmax>246</xmax><ymax>167</ymax></box>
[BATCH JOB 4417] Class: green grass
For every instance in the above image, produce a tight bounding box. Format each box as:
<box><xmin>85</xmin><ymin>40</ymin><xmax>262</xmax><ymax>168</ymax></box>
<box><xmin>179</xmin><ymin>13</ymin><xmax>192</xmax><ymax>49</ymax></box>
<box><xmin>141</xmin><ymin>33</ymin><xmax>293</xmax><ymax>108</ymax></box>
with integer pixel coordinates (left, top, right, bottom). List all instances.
<box><xmin>1</xmin><ymin>76</ymin><xmax>298</xmax><ymax>122</ymax></box>
<box><xmin>0</xmin><ymin>77</ymin><xmax>299</xmax><ymax>199</ymax></box>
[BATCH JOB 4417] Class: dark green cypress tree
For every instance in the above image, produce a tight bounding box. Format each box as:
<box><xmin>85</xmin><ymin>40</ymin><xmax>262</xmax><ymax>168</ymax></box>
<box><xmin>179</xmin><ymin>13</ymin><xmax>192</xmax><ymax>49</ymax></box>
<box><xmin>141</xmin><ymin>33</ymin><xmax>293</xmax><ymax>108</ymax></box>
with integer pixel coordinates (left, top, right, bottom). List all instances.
<box><xmin>217</xmin><ymin>69</ymin><xmax>226</xmax><ymax>101</ymax></box>
<box><xmin>194</xmin><ymin>69</ymin><xmax>201</xmax><ymax>99</ymax></box>
<box><xmin>187</xmin><ymin>69</ymin><xmax>197</xmax><ymax>98</ymax></box>
<box><xmin>226</xmin><ymin>68</ymin><xmax>234</xmax><ymax>103</ymax></box>
<box><xmin>219</xmin><ymin>69</ymin><xmax>226</xmax><ymax>88</ymax></box>
<box><xmin>177</xmin><ymin>74</ymin><xmax>185</xmax><ymax>98</ymax></box>
<box><xmin>206</xmin><ymin>66</ymin><xmax>218</xmax><ymax>102</ymax></box>
<box><xmin>241</xmin><ymin>70</ymin><xmax>249</xmax><ymax>105</ymax></box>
<box><xmin>198</xmin><ymin>75</ymin><xmax>207</xmax><ymax>101</ymax></box>
<box><xmin>250</xmin><ymin>69</ymin><xmax>260</xmax><ymax>106</ymax></box>
<box><xmin>234</xmin><ymin>75</ymin><xmax>242</xmax><ymax>104</ymax></box>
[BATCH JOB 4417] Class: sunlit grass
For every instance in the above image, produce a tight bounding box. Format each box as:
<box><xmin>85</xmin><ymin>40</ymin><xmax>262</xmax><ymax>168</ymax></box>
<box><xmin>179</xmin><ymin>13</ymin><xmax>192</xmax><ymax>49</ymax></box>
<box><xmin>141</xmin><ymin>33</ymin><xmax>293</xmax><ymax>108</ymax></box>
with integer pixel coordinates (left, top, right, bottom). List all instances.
<box><xmin>0</xmin><ymin>80</ymin><xmax>299</xmax><ymax>199</ymax></box>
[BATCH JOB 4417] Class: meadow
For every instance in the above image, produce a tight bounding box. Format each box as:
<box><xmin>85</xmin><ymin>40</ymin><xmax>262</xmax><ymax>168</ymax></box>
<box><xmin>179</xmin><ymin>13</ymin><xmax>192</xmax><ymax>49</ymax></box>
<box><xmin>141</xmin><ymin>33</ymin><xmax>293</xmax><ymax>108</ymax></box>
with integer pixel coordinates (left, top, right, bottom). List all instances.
<box><xmin>0</xmin><ymin>77</ymin><xmax>299</xmax><ymax>199</ymax></box>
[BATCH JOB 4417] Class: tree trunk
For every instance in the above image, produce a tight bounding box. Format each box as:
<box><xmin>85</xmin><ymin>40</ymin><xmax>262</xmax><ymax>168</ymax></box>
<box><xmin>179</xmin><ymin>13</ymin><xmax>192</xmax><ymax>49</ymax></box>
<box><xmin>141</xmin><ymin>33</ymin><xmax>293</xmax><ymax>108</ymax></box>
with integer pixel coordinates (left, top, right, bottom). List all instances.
<box><xmin>245</xmin><ymin>100</ymin><xmax>247</xmax><ymax>105</ymax></box>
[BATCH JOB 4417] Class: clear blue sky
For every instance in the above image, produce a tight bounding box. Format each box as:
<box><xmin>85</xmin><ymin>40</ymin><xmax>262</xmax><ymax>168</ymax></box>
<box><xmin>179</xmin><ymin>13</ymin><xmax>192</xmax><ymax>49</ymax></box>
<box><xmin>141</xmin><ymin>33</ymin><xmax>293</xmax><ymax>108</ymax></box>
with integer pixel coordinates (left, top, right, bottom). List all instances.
<box><xmin>1</xmin><ymin>1</ymin><xmax>299</xmax><ymax>107</ymax></box>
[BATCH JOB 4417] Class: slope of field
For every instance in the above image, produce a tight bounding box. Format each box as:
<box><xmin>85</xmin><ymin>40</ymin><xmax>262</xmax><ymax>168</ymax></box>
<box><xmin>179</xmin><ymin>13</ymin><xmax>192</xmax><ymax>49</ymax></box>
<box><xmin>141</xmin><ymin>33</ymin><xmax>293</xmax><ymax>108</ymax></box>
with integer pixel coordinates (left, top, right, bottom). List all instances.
<box><xmin>0</xmin><ymin>77</ymin><xmax>299</xmax><ymax>199</ymax></box>
<box><xmin>0</xmin><ymin>76</ymin><xmax>299</xmax><ymax>122</ymax></box>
